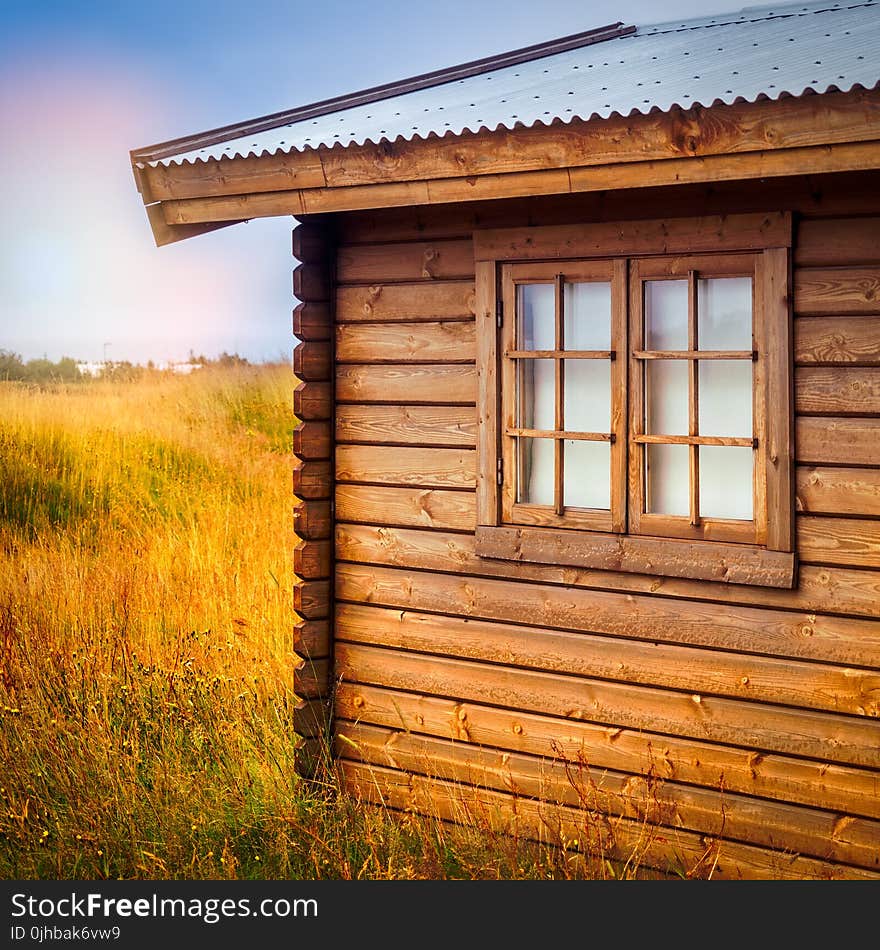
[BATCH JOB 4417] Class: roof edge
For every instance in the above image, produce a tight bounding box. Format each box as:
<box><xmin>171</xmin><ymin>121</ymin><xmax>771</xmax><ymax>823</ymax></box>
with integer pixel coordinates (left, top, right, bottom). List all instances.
<box><xmin>130</xmin><ymin>21</ymin><xmax>634</xmax><ymax>165</ymax></box>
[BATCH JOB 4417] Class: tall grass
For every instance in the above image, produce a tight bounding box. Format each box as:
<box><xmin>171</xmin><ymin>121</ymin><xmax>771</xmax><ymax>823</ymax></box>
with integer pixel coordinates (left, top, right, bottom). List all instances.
<box><xmin>0</xmin><ymin>367</ymin><xmax>691</xmax><ymax>880</ymax></box>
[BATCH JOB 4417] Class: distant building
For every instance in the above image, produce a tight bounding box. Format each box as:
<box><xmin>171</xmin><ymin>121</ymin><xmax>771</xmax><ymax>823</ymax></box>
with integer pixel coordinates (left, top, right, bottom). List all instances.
<box><xmin>75</xmin><ymin>360</ymin><xmax>203</xmax><ymax>376</ymax></box>
<box><xmin>75</xmin><ymin>361</ymin><xmax>105</xmax><ymax>377</ymax></box>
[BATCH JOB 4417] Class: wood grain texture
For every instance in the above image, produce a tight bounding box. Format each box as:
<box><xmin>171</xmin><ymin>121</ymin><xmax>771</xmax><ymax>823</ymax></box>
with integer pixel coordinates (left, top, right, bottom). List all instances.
<box><xmin>335</xmin><ymin>174</ymin><xmax>880</xmax><ymax>245</ymax></box>
<box><xmin>159</xmin><ymin>141</ymin><xmax>880</xmax><ymax>224</ymax></box>
<box><xmin>293</xmin><ymin>341</ymin><xmax>332</xmax><ymax>381</ymax></box>
<box><xmin>336</xmin><ymin>363</ymin><xmax>477</xmax><ymax>403</ymax></box>
<box><xmin>340</xmin><ymin>760</ymin><xmax>880</xmax><ymax>880</ymax></box>
<box><xmin>293</xmin><ymin>380</ymin><xmax>333</xmax><ymax>421</ymax></box>
<box><xmin>335</xmin><ymin>641</ymin><xmax>880</xmax><ymax>768</ymax></box>
<box><xmin>335</xmin><ymin>405</ymin><xmax>476</xmax><ymax>446</ymax></box>
<box><xmin>293</xmin><ymin>696</ymin><xmax>332</xmax><ymax>740</ymax></box>
<box><xmin>795</xmin><ymin>268</ymin><xmax>880</xmax><ymax>315</ymax></box>
<box><xmin>795</xmin><ymin>317</ymin><xmax>880</xmax><ymax>365</ymax></box>
<box><xmin>336</xmin><ymin>321</ymin><xmax>475</xmax><ymax>363</ymax></box>
<box><xmin>334</xmin><ymin>602</ymin><xmax>879</xmax><ymax>717</ymax></box>
<box><xmin>336</xmin><ymin>525</ymin><xmax>880</xmax><ymax>624</ymax></box>
<box><xmin>293</xmin><ymin>420</ymin><xmax>332</xmax><ymax>460</ymax></box>
<box><xmin>293</xmin><ymin>263</ymin><xmax>331</xmax><ymax>302</ymax></box>
<box><xmin>475</xmin><ymin>524</ymin><xmax>795</xmax><ymax>588</ymax></box>
<box><xmin>293</xmin><ymin>619</ymin><xmax>331</xmax><ymax>660</ymax></box>
<box><xmin>796</xmin><ymin>467</ymin><xmax>880</xmax><ymax>517</ymax></box>
<box><xmin>798</xmin><ymin>516</ymin><xmax>880</xmax><ymax>569</ymax></box>
<box><xmin>293</xmin><ymin>459</ymin><xmax>332</xmax><ymax>500</ymax></box>
<box><xmin>144</xmin><ymin>89</ymin><xmax>880</xmax><ymax>201</ymax></box>
<box><xmin>475</xmin><ymin>212</ymin><xmax>791</xmax><ymax>262</ymax></box>
<box><xmin>337</xmin><ymin>240</ymin><xmax>474</xmax><ymax>283</ymax></box>
<box><xmin>795</xmin><ymin>218</ymin><xmax>880</xmax><ymax>267</ymax></box>
<box><xmin>336</xmin><ymin>485</ymin><xmax>476</xmax><ymax>530</ymax></box>
<box><xmin>294</xmin><ymin>538</ymin><xmax>333</xmax><ymax>580</ymax></box>
<box><xmin>796</xmin><ymin>417</ymin><xmax>880</xmax><ymax>466</ymax></box>
<box><xmin>338</xmin><ymin>721</ymin><xmax>880</xmax><ymax>871</ymax></box>
<box><xmin>334</xmin><ymin>530</ymin><xmax>880</xmax><ymax>656</ymax></box>
<box><xmin>796</xmin><ymin>367</ymin><xmax>880</xmax><ymax>415</ymax></box>
<box><xmin>293</xmin><ymin>579</ymin><xmax>331</xmax><ymax>620</ymax></box>
<box><xmin>336</xmin><ymin>281</ymin><xmax>475</xmax><ymax>322</ymax></box>
<box><xmin>336</xmin><ymin>445</ymin><xmax>476</xmax><ymax>488</ymax></box>
<box><xmin>293</xmin><ymin>302</ymin><xmax>333</xmax><ymax>341</ymax></box>
<box><xmin>293</xmin><ymin>656</ymin><xmax>331</xmax><ymax>700</ymax></box>
<box><xmin>335</xmin><ymin>682</ymin><xmax>880</xmax><ymax>820</ymax></box>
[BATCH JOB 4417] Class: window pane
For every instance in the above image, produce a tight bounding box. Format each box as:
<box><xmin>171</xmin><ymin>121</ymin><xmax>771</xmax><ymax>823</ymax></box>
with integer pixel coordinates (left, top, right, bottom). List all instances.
<box><xmin>517</xmin><ymin>283</ymin><xmax>555</xmax><ymax>351</ymax></box>
<box><xmin>645</xmin><ymin>443</ymin><xmax>689</xmax><ymax>517</ymax></box>
<box><xmin>564</xmin><ymin>440</ymin><xmax>610</xmax><ymax>510</ymax></box>
<box><xmin>699</xmin><ymin>446</ymin><xmax>754</xmax><ymax>520</ymax></box>
<box><xmin>517</xmin><ymin>359</ymin><xmax>555</xmax><ymax>431</ymax></box>
<box><xmin>645</xmin><ymin>280</ymin><xmax>688</xmax><ymax>350</ymax></box>
<box><xmin>646</xmin><ymin>360</ymin><xmax>688</xmax><ymax>436</ymax></box>
<box><xmin>699</xmin><ymin>361</ymin><xmax>752</xmax><ymax>438</ymax></box>
<box><xmin>564</xmin><ymin>360</ymin><xmax>610</xmax><ymax>433</ymax></box>
<box><xmin>564</xmin><ymin>281</ymin><xmax>611</xmax><ymax>350</ymax></box>
<box><xmin>698</xmin><ymin>277</ymin><xmax>752</xmax><ymax>350</ymax></box>
<box><xmin>517</xmin><ymin>437</ymin><xmax>554</xmax><ymax>506</ymax></box>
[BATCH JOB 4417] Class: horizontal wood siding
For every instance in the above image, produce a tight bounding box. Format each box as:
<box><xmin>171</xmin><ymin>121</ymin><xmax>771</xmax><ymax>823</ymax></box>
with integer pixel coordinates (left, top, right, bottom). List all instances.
<box><xmin>330</xmin><ymin>186</ymin><xmax>880</xmax><ymax>879</ymax></box>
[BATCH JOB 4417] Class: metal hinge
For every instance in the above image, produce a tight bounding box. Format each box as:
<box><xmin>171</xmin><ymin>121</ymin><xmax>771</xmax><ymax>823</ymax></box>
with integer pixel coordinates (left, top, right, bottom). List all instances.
<box><xmin>497</xmin><ymin>458</ymin><xmax>504</xmax><ymax>485</ymax></box>
<box><xmin>496</xmin><ymin>299</ymin><xmax>503</xmax><ymax>329</ymax></box>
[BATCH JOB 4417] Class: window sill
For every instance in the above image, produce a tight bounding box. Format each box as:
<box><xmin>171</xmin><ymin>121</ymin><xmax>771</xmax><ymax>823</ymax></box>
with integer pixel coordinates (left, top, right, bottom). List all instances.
<box><xmin>475</xmin><ymin>525</ymin><xmax>797</xmax><ymax>589</ymax></box>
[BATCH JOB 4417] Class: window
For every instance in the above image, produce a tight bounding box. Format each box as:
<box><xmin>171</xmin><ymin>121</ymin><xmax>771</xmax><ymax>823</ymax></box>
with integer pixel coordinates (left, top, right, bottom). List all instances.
<box><xmin>474</xmin><ymin>213</ymin><xmax>795</xmax><ymax>588</ymax></box>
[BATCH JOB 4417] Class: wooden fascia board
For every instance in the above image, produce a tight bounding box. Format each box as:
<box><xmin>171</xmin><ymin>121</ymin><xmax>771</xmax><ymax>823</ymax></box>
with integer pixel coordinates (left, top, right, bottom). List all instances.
<box><xmin>158</xmin><ymin>139</ymin><xmax>880</xmax><ymax>226</ymax></box>
<box><xmin>139</xmin><ymin>88</ymin><xmax>880</xmax><ymax>203</ymax></box>
<box><xmin>144</xmin><ymin>203</ymin><xmax>242</xmax><ymax>247</ymax></box>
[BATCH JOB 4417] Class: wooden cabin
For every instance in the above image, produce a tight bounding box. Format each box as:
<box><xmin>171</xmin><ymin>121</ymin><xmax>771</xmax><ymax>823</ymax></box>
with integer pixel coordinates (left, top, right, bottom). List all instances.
<box><xmin>131</xmin><ymin>0</ymin><xmax>880</xmax><ymax>879</ymax></box>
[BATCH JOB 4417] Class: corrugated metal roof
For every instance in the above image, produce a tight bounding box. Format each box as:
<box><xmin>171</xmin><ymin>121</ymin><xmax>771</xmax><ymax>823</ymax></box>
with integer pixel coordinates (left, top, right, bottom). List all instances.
<box><xmin>140</xmin><ymin>0</ymin><xmax>880</xmax><ymax>168</ymax></box>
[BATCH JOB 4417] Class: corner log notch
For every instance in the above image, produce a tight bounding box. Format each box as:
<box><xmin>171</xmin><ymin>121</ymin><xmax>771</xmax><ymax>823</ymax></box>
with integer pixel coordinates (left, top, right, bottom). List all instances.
<box><xmin>292</xmin><ymin>218</ymin><xmax>336</xmax><ymax>776</ymax></box>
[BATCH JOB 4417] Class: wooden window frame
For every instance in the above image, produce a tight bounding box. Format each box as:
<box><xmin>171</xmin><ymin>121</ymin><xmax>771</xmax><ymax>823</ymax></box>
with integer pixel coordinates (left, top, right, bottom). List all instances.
<box><xmin>474</xmin><ymin>212</ymin><xmax>796</xmax><ymax>589</ymax></box>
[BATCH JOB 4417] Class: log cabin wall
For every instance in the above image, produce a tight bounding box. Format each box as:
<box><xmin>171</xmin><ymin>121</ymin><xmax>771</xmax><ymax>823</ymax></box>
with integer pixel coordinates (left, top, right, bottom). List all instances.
<box><xmin>322</xmin><ymin>171</ymin><xmax>880</xmax><ymax>879</ymax></box>
<box><xmin>292</xmin><ymin>219</ymin><xmax>336</xmax><ymax>775</ymax></box>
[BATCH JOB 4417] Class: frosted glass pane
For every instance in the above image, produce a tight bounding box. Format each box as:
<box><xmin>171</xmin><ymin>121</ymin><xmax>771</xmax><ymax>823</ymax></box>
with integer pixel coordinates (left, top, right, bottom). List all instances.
<box><xmin>646</xmin><ymin>361</ymin><xmax>688</xmax><ymax>435</ymax></box>
<box><xmin>699</xmin><ymin>446</ymin><xmax>754</xmax><ymax>520</ymax></box>
<box><xmin>645</xmin><ymin>280</ymin><xmax>688</xmax><ymax>350</ymax></box>
<box><xmin>564</xmin><ymin>360</ymin><xmax>610</xmax><ymax>433</ymax></box>
<box><xmin>564</xmin><ymin>440</ymin><xmax>610</xmax><ymax>510</ymax></box>
<box><xmin>518</xmin><ymin>284</ymin><xmax>555</xmax><ymax>350</ymax></box>
<box><xmin>646</xmin><ymin>443</ymin><xmax>689</xmax><ymax>516</ymax></box>
<box><xmin>518</xmin><ymin>438</ymin><xmax>554</xmax><ymax>506</ymax></box>
<box><xmin>699</xmin><ymin>361</ymin><xmax>752</xmax><ymax>438</ymax></box>
<box><xmin>698</xmin><ymin>277</ymin><xmax>752</xmax><ymax>350</ymax></box>
<box><xmin>564</xmin><ymin>281</ymin><xmax>611</xmax><ymax>350</ymax></box>
<box><xmin>518</xmin><ymin>359</ymin><xmax>555</xmax><ymax>431</ymax></box>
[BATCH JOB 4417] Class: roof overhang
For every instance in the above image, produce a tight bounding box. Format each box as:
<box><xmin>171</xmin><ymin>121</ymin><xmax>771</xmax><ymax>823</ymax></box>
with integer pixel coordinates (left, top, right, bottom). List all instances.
<box><xmin>130</xmin><ymin>1</ymin><xmax>880</xmax><ymax>246</ymax></box>
<box><xmin>133</xmin><ymin>86</ymin><xmax>880</xmax><ymax>246</ymax></box>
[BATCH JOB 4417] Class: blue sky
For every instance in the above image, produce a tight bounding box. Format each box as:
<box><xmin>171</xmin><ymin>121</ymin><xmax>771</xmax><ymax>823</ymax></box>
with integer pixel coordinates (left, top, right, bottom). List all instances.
<box><xmin>1</xmin><ymin>0</ymin><xmax>742</xmax><ymax>363</ymax></box>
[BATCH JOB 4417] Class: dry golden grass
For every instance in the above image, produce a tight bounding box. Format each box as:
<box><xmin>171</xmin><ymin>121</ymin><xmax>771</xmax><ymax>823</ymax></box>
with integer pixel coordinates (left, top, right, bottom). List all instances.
<box><xmin>0</xmin><ymin>366</ymin><xmax>694</xmax><ymax>880</ymax></box>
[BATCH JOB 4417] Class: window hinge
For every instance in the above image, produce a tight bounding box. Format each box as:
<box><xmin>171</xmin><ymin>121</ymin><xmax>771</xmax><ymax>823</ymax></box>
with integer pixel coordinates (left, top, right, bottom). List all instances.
<box><xmin>497</xmin><ymin>458</ymin><xmax>504</xmax><ymax>485</ymax></box>
<box><xmin>496</xmin><ymin>299</ymin><xmax>503</xmax><ymax>329</ymax></box>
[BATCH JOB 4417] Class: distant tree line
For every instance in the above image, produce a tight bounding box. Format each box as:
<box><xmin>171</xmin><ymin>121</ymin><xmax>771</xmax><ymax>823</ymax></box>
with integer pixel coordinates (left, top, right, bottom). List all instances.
<box><xmin>0</xmin><ymin>350</ymin><xmax>81</xmax><ymax>382</ymax></box>
<box><xmin>0</xmin><ymin>349</ymin><xmax>255</xmax><ymax>383</ymax></box>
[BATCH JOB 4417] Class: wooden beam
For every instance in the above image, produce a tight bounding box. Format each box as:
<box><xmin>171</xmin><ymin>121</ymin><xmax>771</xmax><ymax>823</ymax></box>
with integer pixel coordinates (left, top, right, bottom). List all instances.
<box><xmin>335</xmin><ymin>682</ymin><xmax>880</xmax><ymax>820</ymax></box>
<box><xmin>340</xmin><ymin>760</ymin><xmax>880</xmax><ymax>880</ymax></box>
<box><xmin>334</xmin><ymin>522</ymin><xmax>880</xmax><ymax>631</ymax></box>
<box><xmin>159</xmin><ymin>139</ymin><xmax>880</xmax><ymax>225</ymax></box>
<box><xmin>334</xmin><ymin>602</ymin><xmax>875</xmax><ymax>718</ymax></box>
<box><xmin>144</xmin><ymin>203</ymin><xmax>241</xmax><ymax>247</ymax></box>
<box><xmin>475</xmin><ymin>524</ymin><xmax>796</xmax><ymax>588</ymax></box>
<box><xmin>339</xmin><ymin>721</ymin><xmax>880</xmax><ymax>871</ymax></box>
<box><xmin>335</xmin><ymin>641</ymin><xmax>880</xmax><ymax>768</ymax></box>
<box><xmin>143</xmin><ymin>89</ymin><xmax>880</xmax><ymax>202</ymax></box>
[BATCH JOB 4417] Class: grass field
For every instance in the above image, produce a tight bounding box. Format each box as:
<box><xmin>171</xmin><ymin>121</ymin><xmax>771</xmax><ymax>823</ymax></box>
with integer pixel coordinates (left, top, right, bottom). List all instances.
<box><xmin>0</xmin><ymin>365</ymin><xmax>672</xmax><ymax>881</ymax></box>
